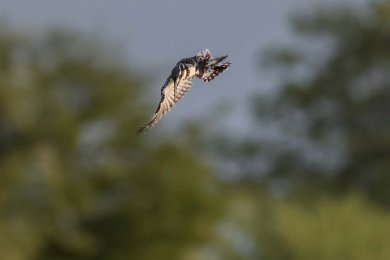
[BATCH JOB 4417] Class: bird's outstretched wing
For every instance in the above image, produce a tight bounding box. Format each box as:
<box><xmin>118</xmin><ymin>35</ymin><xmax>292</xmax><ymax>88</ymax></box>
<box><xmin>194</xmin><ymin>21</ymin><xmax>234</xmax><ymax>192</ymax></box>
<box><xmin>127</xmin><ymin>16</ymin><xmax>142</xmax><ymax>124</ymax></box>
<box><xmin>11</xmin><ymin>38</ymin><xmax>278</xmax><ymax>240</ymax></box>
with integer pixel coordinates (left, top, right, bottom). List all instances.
<box><xmin>137</xmin><ymin>78</ymin><xmax>193</xmax><ymax>133</ymax></box>
<box><xmin>202</xmin><ymin>55</ymin><xmax>231</xmax><ymax>82</ymax></box>
<box><xmin>202</xmin><ymin>63</ymin><xmax>231</xmax><ymax>82</ymax></box>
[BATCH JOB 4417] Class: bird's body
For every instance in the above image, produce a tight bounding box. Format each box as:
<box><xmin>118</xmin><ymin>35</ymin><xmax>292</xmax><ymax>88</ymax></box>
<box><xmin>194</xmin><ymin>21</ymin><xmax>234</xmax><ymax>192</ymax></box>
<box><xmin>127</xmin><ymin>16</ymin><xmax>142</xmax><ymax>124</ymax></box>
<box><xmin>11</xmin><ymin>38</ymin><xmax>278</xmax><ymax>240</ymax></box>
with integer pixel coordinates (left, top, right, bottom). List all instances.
<box><xmin>138</xmin><ymin>49</ymin><xmax>231</xmax><ymax>133</ymax></box>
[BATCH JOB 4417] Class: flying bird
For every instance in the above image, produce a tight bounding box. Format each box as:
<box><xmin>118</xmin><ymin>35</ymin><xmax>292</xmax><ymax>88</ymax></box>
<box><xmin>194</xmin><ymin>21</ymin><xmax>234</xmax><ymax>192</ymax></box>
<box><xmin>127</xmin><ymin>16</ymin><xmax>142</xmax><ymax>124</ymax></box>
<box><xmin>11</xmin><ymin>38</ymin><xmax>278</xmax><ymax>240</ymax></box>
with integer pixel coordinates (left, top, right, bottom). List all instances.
<box><xmin>138</xmin><ymin>49</ymin><xmax>231</xmax><ymax>133</ymax></box>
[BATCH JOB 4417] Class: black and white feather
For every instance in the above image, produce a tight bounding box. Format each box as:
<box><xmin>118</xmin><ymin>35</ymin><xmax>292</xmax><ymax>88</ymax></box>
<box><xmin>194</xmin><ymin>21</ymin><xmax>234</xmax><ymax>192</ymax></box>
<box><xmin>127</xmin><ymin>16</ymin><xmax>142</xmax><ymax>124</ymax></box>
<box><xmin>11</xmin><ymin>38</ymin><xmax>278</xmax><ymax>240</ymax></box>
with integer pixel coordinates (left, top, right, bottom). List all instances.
<box><xmin>138</xmin><ymin>49</ymin><xmax>231</xmax><ymax>133</ymax></box>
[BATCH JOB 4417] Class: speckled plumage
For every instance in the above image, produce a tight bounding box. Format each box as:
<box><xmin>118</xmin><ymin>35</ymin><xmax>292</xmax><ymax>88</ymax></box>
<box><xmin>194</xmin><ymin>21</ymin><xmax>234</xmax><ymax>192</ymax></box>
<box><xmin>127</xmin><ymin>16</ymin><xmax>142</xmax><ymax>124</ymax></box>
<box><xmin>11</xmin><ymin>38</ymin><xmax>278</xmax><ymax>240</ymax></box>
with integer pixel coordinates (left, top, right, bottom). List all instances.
<box><xmin>138</xmin><ymin>49</ymin><xmax>231</xmax><ymax>133</ymax></box>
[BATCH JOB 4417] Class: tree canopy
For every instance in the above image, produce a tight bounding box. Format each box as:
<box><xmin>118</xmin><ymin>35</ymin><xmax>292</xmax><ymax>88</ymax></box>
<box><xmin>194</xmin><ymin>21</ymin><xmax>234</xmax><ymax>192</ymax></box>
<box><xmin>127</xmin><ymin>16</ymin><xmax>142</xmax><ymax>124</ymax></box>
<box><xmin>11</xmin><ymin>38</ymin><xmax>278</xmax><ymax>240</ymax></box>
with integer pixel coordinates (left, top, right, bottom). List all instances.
<box><xmin>245</xmin><ymin>3</ymin><xmax>390</xmax><ymax>206</ymax></box>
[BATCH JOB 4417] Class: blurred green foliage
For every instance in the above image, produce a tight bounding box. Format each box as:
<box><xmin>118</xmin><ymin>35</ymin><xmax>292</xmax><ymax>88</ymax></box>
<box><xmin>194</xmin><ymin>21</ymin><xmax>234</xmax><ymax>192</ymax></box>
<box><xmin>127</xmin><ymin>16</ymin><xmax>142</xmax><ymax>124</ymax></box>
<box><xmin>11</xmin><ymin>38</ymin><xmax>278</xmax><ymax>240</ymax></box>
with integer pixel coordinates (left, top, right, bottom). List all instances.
<box><xmin>210</xmin><ymin>3</ymin><xmax>390</xmax><ymax>259</ymax></box>
<box><xmin>0</xmin><ymin>26</ymin><xmax>220</xmax><ymax>259</ymax></box>
<box><xmin>1</xmin><ymin>2</ymin><xmax>390</xmax><ymax>259</ymax></box>
<box><xmin>212</xmin><ymin>189</ymin><xmax>390</xmax><ymax>260</ymax></box>
<box><xmin>250</xmin><ymin>3</ymin><xmax>390</xmax><ymax>206</ymax></box>
<box><xmin>254</xmin><ymin>194</ymin><xmax>390</xmax><ymax>260</ymax></box>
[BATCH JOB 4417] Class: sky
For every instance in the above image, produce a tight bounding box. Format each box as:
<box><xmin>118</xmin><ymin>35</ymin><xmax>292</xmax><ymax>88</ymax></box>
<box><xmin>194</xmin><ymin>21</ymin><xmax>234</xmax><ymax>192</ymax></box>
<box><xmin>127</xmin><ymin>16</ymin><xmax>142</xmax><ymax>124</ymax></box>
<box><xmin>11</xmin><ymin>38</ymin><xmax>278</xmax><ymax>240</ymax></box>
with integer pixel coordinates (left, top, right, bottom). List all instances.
<box><xmin>0</xmin><ymin>0</ymin><xmax>364</xmax><ymax>135</ymax></box>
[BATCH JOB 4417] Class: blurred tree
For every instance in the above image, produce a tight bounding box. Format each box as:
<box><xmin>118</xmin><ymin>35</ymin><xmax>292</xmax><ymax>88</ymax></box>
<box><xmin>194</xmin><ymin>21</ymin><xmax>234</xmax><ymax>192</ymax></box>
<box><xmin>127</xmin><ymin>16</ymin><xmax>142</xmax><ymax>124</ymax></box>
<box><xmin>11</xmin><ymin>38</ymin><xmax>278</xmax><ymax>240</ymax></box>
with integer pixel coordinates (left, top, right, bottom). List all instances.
<box><xmin>199</xmin><ymin>3</ymin><xmax>390</xmax><ymax>259</ymax></box>
<box><xmin>209</xmin><ymin>186</ymin><xmax>390</xmax><ymax>260</ymax></box>
<box><xmin>253</xmin><ymin>194</ymin><xmax>390</xmax><ymax>260</ymax></box>
<box><xmin>243</xmin><ymin>3</ymin><xmax>390</xmax><ymax>206</ymax></box>
<box><xmin>0</xmin><ymin>25</ymin><xmax>220</xmax><ymax>259</ymax></box>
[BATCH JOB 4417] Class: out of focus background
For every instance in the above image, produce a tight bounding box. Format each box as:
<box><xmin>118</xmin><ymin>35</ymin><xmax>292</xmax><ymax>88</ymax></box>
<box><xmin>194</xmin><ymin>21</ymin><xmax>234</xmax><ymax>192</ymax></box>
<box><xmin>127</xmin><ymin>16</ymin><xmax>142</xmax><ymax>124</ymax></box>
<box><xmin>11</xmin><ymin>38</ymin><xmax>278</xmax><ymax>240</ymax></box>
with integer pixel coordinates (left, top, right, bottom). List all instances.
<box><xmin>1</xmin><ymin>0</ymin><xmax>389</xmax><ymax>259</ymax></box>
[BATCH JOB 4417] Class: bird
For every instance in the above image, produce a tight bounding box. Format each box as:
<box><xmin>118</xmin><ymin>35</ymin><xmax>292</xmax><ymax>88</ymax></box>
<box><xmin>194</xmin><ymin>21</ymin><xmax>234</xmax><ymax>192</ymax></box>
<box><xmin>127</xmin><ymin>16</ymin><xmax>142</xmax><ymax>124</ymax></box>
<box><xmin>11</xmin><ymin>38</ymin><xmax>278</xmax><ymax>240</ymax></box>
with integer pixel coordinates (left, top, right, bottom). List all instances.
<box><xmin>137</xmin><ymin>49</ymin><xmax>231</xmax><ymax>133</ymax></box>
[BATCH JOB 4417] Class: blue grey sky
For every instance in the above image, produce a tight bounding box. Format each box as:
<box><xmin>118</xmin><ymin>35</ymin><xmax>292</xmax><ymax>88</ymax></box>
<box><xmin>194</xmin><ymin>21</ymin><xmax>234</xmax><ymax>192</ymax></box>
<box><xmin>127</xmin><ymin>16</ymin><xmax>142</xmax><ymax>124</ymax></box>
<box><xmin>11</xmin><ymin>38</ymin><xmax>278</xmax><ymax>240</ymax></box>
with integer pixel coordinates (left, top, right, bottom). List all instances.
<box><xmin>1</xmin><ymin>0</ymin><xmax>363</xmax><ymax>134</ymax></box>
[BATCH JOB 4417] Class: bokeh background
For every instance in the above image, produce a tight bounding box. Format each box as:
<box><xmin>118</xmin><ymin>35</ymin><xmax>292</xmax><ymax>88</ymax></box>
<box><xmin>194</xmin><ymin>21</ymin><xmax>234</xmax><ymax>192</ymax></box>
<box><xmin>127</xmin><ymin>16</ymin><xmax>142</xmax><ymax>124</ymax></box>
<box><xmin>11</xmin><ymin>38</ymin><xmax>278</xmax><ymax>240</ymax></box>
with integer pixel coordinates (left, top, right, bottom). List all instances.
<box><xmin>1</xmin><ymin>0</ymin><xmax>389</xmax><ymax>259</ymax></box>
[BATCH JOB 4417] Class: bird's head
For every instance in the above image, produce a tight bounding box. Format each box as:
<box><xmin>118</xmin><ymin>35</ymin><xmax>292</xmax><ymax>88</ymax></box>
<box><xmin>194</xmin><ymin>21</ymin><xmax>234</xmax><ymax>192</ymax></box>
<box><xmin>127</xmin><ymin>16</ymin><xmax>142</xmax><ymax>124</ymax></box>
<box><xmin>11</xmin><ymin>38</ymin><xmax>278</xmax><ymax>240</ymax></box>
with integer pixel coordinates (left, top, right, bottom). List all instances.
<box><xmin>195</xmin><ymin>49</ymin><xmax>211</xmax><ymax>62</ymax></box>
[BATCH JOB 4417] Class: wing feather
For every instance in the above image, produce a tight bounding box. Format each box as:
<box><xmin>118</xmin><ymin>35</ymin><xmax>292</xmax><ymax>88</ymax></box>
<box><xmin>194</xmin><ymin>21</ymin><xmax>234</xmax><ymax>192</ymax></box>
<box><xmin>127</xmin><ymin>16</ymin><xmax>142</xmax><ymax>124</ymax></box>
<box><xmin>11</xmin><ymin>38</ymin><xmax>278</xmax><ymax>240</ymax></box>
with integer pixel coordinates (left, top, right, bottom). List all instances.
<box><xmin>202</xmin><ymin>55</ymin><xmax>231</xmax><ymax>82</ymax></box>
<box><xmin>137</xmin><ymin>78</ymin><xmax>193</xmax><ymax>133</ymax></box>
<box><xmin>202</xmin><ymin>62</ymin><xmax>231</xmax><ymax>82</ymax></box>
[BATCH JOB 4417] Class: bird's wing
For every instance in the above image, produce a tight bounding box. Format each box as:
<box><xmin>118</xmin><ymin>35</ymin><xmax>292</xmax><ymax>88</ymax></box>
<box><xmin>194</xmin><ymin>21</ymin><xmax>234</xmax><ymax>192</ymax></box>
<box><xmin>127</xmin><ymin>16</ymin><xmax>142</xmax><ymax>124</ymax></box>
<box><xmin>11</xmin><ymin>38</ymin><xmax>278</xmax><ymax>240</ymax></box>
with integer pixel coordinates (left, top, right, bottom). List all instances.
<box><xmin>137</xmin><ymin>77</ymin><xmax>193</xmax><ymax>133</ymax></box>
<box><xmin>202</xmin><ymin>55</ymin><xmax>231</xmax><ymax>82</ymax></box>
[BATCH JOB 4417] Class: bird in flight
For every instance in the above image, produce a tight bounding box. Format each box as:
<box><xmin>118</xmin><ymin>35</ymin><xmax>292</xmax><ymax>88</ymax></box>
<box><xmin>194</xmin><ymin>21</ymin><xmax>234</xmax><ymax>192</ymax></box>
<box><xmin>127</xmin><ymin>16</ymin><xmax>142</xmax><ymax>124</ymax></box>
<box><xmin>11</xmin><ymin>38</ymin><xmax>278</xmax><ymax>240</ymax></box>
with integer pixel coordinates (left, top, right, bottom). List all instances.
<box><xmin>138</xmin><ymin>49</ymin><xmax>231</xmax><ymax>133</ymax></box>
